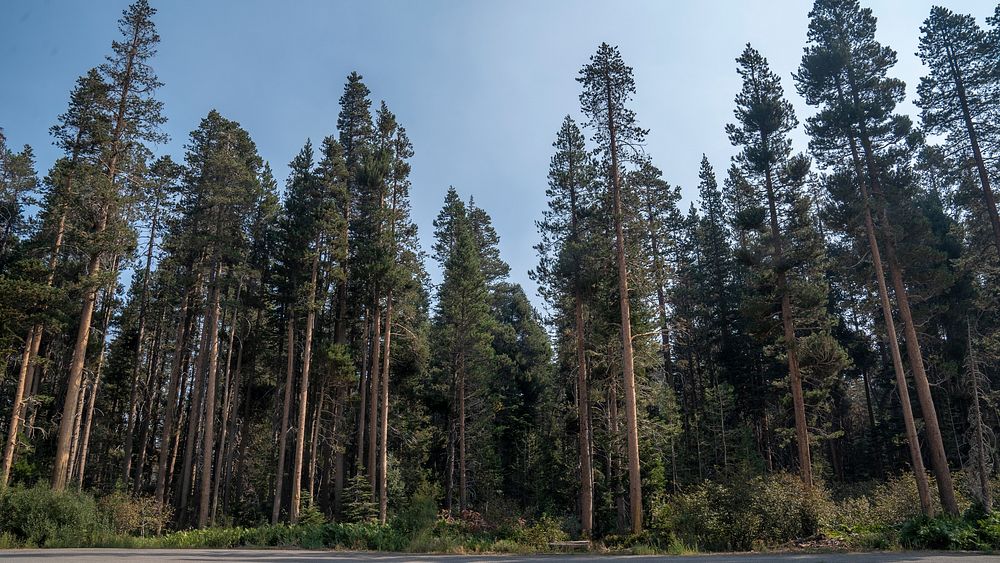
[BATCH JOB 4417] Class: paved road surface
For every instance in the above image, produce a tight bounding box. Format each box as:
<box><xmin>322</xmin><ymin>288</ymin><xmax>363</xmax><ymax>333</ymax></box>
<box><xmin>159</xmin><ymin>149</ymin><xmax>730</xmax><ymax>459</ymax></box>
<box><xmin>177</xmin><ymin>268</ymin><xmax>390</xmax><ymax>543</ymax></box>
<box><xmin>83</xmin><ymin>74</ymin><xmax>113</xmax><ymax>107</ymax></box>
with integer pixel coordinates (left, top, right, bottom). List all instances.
<box><xmin>0</xmin><ymin>550</ymin><xmax>995</xmax><ymax>562</ymax></box>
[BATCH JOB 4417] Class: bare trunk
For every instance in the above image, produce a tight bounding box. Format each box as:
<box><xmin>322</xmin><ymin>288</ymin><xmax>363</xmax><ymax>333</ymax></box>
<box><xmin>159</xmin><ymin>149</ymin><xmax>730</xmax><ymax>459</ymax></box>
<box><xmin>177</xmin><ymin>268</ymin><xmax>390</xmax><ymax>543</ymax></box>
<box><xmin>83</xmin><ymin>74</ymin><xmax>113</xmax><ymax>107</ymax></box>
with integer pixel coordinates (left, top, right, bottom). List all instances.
<box><xmin>76</xmin><ymin>274</ymin><xmax>118</xmax><ymax>487</ymax></box>
<box><xmin>367</xmin><ymin>303</ymin><xmax>382</xmax><ymax>495</ymax></box>
<box><xmin>178</xmin><ymin>307</ymin><xmax>210</xmax><ymax>521</ymax></box>
<box><xmin>574</xmin><ymin>297</ymin><xmax>593</xmax><ymax>537</ymax></box>
<box><xmin>211</xmin><ymin>295</ymin><xmax>240</xmax><ymax>523</ymax></box>
<box><xmin>378</xmin><ymin>294</ymin><xmax>392</xmax><ymax>523</ymax></box>
<box><xmin>841</xmin><ymin>120</ymin><xmax>932</xmax><ymax>514</ymax></box>
<box><xmin>846</xmin><ymin>63</ymin><xmax>958</xmax><ymax>515</ymax></box>
<box><xmin>272</xmin><ymin>314</ymin><xmax>295</xmax><ymax>524</ymax></box>
<box><xmin>1</xmin><ymin>325</ymin><xmax>35</xmax><ymax>486</ymax></box>
<box><xmin>124</xmin><ymin>211</ymin><xmax>159</xmax><ymax>483</ymax></box>
<box><xmin>197</xmin><ymin>264</ymin><xmax>224</xmax><ymax>528</ymax></box>
<box><xmin>155</xmin><ymin>285</ymin><xmax>193</xmax><ymax>506</ymax></box>
<box><xmin>356</xmin><ymin>314</ymin><xmax>371</xmax><ymax>471</ymax></box>
<box><xmin>52</xmin><ymin>248</ymin><xmax>102</xmax><ymax>491</ymax></box>
<box><xmin>291</xmin><ymin>251</ymin><xmax>320</xmax><ymax>523</ymax></box>
<box><xmin>458</xmin><ymin>356</ymin><xmax>467</xmax><ymax>512</ymax></box>
<box><xmin>604</xmin><ymin>70</ymin><xmax>643</xmax><ymax>534</ymax></box>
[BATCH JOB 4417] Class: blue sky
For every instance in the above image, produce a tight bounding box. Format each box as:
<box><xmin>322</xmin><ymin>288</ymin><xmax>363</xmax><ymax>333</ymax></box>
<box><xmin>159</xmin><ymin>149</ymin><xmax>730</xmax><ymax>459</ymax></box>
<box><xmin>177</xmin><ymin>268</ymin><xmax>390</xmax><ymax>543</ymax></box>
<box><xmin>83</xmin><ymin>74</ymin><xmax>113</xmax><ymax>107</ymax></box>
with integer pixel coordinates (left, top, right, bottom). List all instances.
<box><xmin>1</xmin><ymin>0</ymin><xmax>994</xmax><ymax>308</ymax></box>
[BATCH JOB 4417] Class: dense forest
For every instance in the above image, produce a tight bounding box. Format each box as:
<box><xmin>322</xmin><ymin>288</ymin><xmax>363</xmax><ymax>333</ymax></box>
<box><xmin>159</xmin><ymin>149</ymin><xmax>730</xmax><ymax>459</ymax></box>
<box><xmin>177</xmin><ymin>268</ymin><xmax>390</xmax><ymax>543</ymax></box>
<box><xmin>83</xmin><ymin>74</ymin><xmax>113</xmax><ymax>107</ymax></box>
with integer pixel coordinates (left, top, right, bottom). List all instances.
<box><xmin>2</xmin><ymin>0</ymin><xmax>1000</xmax><ymax>550</ymax></box>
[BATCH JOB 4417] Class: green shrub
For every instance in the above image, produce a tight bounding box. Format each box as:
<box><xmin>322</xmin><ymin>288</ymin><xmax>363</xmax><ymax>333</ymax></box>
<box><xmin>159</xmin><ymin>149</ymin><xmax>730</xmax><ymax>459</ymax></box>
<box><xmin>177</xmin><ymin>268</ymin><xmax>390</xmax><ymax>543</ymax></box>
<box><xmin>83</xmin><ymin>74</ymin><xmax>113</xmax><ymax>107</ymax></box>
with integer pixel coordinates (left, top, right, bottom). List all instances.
<box><xmin>510</xmin><ymin>514</ymin><xmax>568</xmax><ymax>548</ymax></box>
<box><xmin>653</xmin><ymin>471</ymin><xmax>832</xmax><ymax>551</ymax></box>
<box><xmin>0</xmin><ymin>483</ymin><xmax>106</xmax><ymax>546</ymax></box>
<box><xmin>98</xmin><ymin>490</ymin><xmax>172</xmax><ymax>536</ymax></box>
<box><xmin>901</xmin><ymin>515</ymin><xmax>978</xmax><ymax>550</ymax></box>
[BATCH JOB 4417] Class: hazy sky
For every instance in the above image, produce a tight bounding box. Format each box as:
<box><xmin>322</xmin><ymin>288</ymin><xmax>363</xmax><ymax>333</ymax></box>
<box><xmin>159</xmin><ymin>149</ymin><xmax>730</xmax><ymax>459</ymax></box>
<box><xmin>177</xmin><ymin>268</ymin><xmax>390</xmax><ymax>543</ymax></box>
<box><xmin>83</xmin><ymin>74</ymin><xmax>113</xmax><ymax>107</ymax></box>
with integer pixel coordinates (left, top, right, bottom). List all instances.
<box><xmin>1</xmin><ymin>0</ymin><xmax>994</xmax><ymax>307</ymax></box>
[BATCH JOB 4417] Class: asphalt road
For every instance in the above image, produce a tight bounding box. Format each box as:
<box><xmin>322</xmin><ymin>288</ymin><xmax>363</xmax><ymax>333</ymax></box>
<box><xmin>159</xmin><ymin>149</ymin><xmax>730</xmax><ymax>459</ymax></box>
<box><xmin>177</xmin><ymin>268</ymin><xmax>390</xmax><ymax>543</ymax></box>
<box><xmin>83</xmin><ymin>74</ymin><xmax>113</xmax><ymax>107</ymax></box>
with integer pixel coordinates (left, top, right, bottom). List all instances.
<box><xmin>0</xmin><ymin>550</ymin><xmax>996</xmax><ymax>562</ymax></box>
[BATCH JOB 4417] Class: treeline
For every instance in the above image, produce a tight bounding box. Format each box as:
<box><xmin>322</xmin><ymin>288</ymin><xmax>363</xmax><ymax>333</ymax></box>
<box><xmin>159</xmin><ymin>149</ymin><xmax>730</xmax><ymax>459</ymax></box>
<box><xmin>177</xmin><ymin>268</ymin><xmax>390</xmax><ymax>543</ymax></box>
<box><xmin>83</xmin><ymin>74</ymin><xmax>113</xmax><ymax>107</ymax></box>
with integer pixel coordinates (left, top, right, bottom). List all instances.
<box><xmin>1</xmin><ymin>0</ymin><xmax>999</xmax><ymax>541</ymax></box>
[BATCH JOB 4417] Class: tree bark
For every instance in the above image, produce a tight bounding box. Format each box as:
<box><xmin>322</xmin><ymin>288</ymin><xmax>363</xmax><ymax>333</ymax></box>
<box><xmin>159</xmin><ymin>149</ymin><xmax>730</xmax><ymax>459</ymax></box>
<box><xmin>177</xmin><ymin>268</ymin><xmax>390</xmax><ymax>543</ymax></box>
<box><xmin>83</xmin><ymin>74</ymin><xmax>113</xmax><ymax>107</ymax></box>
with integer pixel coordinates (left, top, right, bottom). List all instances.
<box><xmin>124</xmin><ymin>206</ymin><xmax>160</xmax><ymax>483</ymax></box>
<box><xmin>52</xmin><ymin>247</ymin><xmax>103</xmax><ymax>491</ymax></box>
<box><xmin>839</xmin><ymin>115</ymin><xmax>932</xmax><ymax>514</ymax></box>
<box><xmin>378</xmin><ymin>293</ymin><xmax>392</xmax><ymax>524</ymax></box>
<box><xmin>155</xmin><ymin>282</ymin><xmax>194</xmax><ymax>506</ymax></box>
<box><xmin>291</xmin><ymin>250</ymin><xmax>320</xmax><ymax>523</ymax></box>
<box><xmin>603</xmin><ymin>67</ymin><xmax>643</xmax><ymax>534</ymax></box>
<box><xmin>272</xmin><ymin>313</ymin><xmax>295</xmax><ymax>524</ymax></box>
<box><xmin>367</xmin><ymin>302</ymin><xmax>382</xmax><ymax>496</ymax></box>
<box><xmin>197</xmin><ymin>262</ymin><xmax>224</xmax><ymax>528</ymax></box>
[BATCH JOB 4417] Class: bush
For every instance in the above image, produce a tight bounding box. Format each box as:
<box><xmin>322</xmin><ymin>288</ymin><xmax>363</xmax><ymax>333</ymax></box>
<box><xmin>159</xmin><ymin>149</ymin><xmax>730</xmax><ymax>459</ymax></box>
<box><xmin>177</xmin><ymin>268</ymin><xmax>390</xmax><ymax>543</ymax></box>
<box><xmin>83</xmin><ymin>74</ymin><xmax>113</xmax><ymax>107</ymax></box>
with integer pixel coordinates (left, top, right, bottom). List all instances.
<box><xmin>900</xmin><ymin>507</ymin><xmax>1000</xmax><ymax>551</ymax></box>
<box><xmin>826</xmin><ymin>472</ymin><xmax>948</xmax><ymax>549</ymax></box>
<box><xmin>0</xmin><ymin>484</ymin><xmax>106</xmax><ymax>546</ymax></box>
<box><xmin>653</xmin><ymin>471</ymin><xmax>832</xmax><ymax>551</ymax></box>
<box><xmin>99</xmin><ymin>490</ymin><xmax>172</xmax><ymax>536</ymax></box>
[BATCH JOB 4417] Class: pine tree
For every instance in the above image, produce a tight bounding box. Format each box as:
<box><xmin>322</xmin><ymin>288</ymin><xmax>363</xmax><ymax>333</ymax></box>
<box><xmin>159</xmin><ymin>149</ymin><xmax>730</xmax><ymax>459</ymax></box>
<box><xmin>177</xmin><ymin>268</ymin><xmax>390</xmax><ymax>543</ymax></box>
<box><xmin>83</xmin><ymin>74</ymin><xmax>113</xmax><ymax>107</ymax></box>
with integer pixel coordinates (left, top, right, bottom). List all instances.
<box><xmin>532</xmin><ymin>116</ymin><xmax>598</xmax><ymax>536</ymax></box>
<box><xmin>796</xmin><ymin>0</ymin><xmax>957</xmax><ymax>514</ymax></box>
<box><xmin>52</xmin><ymin>0</ymin><xmax>166</xmax><ymax>492</ymax></box>
<box><xmin>433</xmin><ymin>190</ymin><xmax>493</xmax><ymax>512</ymax></box>
<box><xmin>917</xmin><ymin>6</ymin><xmax>1000</xmax><ymax>255</ymax></box>
<box><xmin>577</xmin><ymin>43</ymin><xmax>646</xmax><ymax>533</ymax></box>
<box><xmin>726</xmin><ymin>43</ymin><xmax>813</xmax><ymax>487</ymax></box>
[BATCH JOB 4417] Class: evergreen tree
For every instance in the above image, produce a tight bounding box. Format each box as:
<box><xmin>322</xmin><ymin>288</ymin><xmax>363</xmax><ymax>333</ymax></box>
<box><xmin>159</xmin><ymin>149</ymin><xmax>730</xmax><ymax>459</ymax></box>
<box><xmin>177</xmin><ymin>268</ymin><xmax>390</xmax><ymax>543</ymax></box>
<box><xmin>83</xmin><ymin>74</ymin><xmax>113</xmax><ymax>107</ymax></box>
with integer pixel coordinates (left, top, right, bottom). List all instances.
<box><xmin>796</xmin><ymin>0</ymin><xmax>958</xmax><ymax>514</ymax></box>
<box><xmin>532</xmin><ymin>116</ymin><xmax>599</xmax><ymax>535</ymax></box>
<box><xmin>577</xmin><ymin>42</ymin><xmax>646</xmax><ymax>533</ymax></box>
<box><xmin>727</xmin><ymin>43</ymin><xmax>814</xmax><ymax>487</ymax></box>
<box><xmin>52</xmin><ymin>0</ymin><xmax>166</xmax><ymax>492</ymax></box>
<box><xmin>917</xmin><ymin>6</ymin><xmax>1000</xmax><ymax>254</ymax></box>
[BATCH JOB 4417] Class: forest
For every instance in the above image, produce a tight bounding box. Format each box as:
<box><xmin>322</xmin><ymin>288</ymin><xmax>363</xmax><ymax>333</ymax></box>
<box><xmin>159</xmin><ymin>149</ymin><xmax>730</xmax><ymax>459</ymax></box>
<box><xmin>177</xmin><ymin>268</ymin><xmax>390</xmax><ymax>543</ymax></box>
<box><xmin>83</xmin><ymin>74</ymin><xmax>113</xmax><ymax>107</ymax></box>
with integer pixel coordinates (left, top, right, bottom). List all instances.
<box><xmin>2</xmin><ymin>0</ymin><xmax>1000</xmax><ymax>554</ymax></box>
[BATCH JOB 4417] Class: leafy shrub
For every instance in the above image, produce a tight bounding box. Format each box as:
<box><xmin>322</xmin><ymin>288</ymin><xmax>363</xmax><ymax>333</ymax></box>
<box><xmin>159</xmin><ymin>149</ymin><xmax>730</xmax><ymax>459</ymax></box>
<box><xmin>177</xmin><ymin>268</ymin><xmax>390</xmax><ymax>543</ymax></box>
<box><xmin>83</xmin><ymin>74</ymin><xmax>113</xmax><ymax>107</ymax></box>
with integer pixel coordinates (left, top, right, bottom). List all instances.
<box><xmin>0</xmin><ymin>483</ymin><xmax>106</xmax><ymax>546</ymax></box>
<box><xmin>653</xmin><ymin>471</ymin><xmax>832</xmax><ymax>551</ymax></box>
<box><xmin>901</xmin><ymin>515</ymin><xmax>978</xmax><ymax>550</ymax></box>
<box><xmin>509</xmin><ymin>514</ymin><xmax>568</xmax><ymax>548</ymax></box>
<box><xmin>322</xmin><ymin>522</ymin><xmax>407</xmax><ymax>551</ymax></box>
<box><xmin>99</xmin><ymin>490</ymin><xmax>172</xmax><ymax>536</ymax></box>
<box><xmin>826</xmin><ymin>472</ymin><xmax>946</xmax><ymax>548</ymax></box>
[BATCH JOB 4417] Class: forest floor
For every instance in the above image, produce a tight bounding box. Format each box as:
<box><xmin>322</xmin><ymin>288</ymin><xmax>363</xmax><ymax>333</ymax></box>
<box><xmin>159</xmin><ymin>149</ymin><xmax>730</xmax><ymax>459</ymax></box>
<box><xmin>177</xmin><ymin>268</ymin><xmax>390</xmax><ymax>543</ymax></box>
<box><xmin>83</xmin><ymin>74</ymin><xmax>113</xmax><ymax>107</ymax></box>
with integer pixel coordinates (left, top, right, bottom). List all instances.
<box><xmin>0</xmin><ymin>549</ymin><xmax>995</xmax><ymax>562</ymax></box>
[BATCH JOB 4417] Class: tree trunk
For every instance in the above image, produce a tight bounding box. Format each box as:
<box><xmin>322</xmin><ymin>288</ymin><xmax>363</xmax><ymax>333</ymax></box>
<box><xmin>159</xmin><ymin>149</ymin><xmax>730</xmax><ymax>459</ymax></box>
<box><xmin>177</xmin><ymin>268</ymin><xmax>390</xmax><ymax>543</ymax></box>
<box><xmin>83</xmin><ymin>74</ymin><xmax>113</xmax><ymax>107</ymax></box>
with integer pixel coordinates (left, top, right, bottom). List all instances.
<box><xmin>458</xmin><ymin>355</ymin><xmax>467</xmax><ymax>512</ymax></box>
<box><xmin>574</xmin><ymin>297</ymin><xmax>593</xmax><ymax>537</ymax></box>
<box><xmin>845</xmin><ymin>63</ymin><xmax>959</xmax><ymax>515</ymax></box>
<box><xmin>604</xmin><ymin>69</ymin><xmax>643</xmax><ymax>534</ymax></box>
<box><xmin>367</xmin><ymin>303</ymin><xmax>382</xmax><ymax>496</ymax></box>
<box><xmin>378</xmin><ymin>293</ymin><xmax>392</xmax><ymax>524</ymax></box>
<box><xmin>291</xmin><ymin>250</ymin><xmax>320</xmax><ymax>523</ymax></box>
<box><xmin>178</xmin><ymin>305</ymin><xmax>210</xmax><ymax>522</ymax></box>
<box><xmin>52</xmin><ymin>246</ymin><xmax>103</xmax><ymax>491</ymax></box>
<box><xmin>211</xmin><ymin>293</ymin><xmax>240</xmax><ymax>523</ymax></box>
<box><xmin>76</xmin><ymin>272</ymin><xmax>118</xmax><ymax>487</ymax></box>
<box><xmin>272</xmin><ymin>313</ymin><xmax>295</xmax><ymax>524</ymax></box>
<box><xmin>947</xmin><ymin>45</ymin><xmax>1000</xmax><ymax>255</ymax></box>
<box><xmin>356</xmin><ymin>314</ymin><xmax>371</xmax><ymax>471</ymax></box>
<box><xmin>124</xmin><ymin>209</ymin><xmax>159</xmax><ymax>483</ymax></box>
<box><xmin>761</xmin><ymin>162</ymin><xmax>812</xmax><ymax>488</ymax></box>
<box><xmin>1</xmin><ymin>325</ymin><xmax>35</xmax><ymax>486</ymax></box>
<box><xmin>841</xmin><ymin>120</ymin><xmax>932</xmax><ymax>514</ymax></box>
<box><xmin>155</xmin><ymin>283</ymin><xmax>194</xmax><ymax>506</ymax></box>
<box><xmin>197</xmin><ymin>262</ymin><xmax>224</xmax><ymax>528</ymax></box>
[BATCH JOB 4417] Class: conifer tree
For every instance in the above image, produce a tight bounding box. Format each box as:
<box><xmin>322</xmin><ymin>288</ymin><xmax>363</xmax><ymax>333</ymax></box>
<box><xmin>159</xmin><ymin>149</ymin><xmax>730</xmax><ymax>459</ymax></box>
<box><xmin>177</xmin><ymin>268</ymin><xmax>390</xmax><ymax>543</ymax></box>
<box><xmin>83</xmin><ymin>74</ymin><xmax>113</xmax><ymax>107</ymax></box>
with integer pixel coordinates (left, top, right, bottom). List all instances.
<box><xmin>917</xmin><ymin>6</ymin><xmax>1000</xmax><ymax>254</ymax></box>
<box><xmin>433</xmin><ymin>189</ymin><xmax>493</xmax><ymax>512</ymax></box>
<box><xmin>577</xmin><ymin>43</ymin><xmax>646</xmax><ymax>532</ymax></box>
<box><xmin>727</xmin><ymin>44</ymin><xmax>813</xmax><ymax>486</ymax></box>
<box><xmin>533</xmin><ymin>116</ymin><xmax>598</xmax><ymax>536</ymax></box>
<box><xmin>53</xmin><ymin>0</ymin><xmax>166</xmax><ymax>492</ymax></box>
<box><xmin>796</xmin><ymin>0</ymin><xmax>958</xmax><ymax>514</ymax></box>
